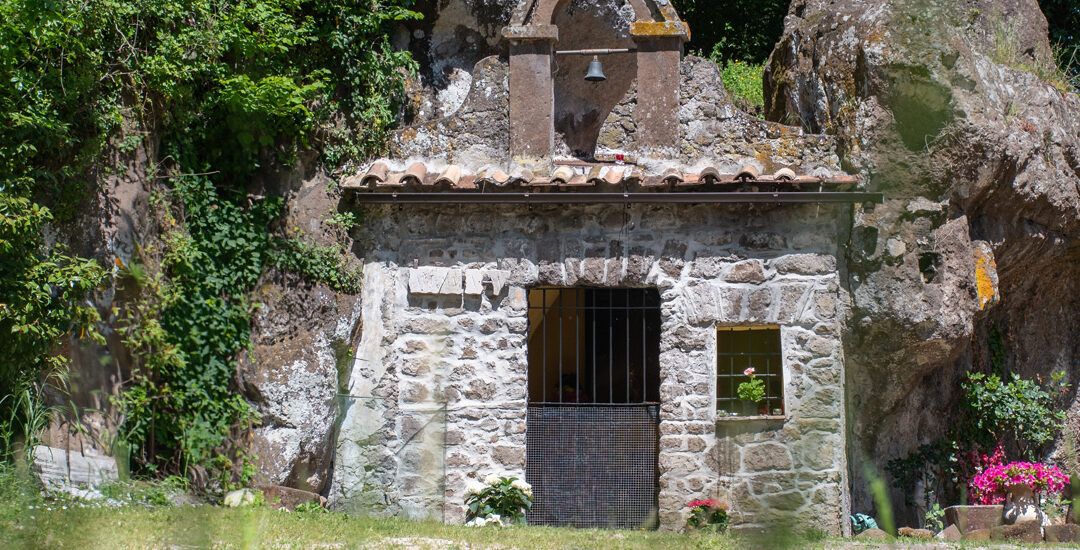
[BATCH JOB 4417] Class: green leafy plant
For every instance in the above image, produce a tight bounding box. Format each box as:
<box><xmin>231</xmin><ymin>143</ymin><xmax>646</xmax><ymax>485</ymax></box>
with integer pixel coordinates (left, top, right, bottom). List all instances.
<box><xmin>715</xmin><ymin>59</ymin><xmax>765</xmax><ymax>117</ymax></box>
<box><xmin>0</xmin><ymin>183</ymin><xmax>105</xmax><ymax>460</ymax></box>
<box><xmin>294</xmin><ymin>499</ymin><xmax>327</xmax><ymax>514</ymax></box>
<box><xmin>685</xmin><ymin>499</ymin><xmax>729</xmax><ymax>532</ymax></box>
<box><xmin>736</xmin><ymin>367</ymin><xmax>766</xmax><ymax>403</ymax></box>
<box><xmin>0</xmin><ymin>0</ymin><xmax>413</xmax><ymax>484</ymax></box>
<box><xmin>924</xmin><ymin>502</ymin><xmax>944</xmax><ymax>532</ymax></box>
<box><xmin>959</xmin><ymin>372</ymin><xmax>1064</xmax><ymax>458</ymax></box>
<box><xmin>464</xmin><ymin>475</ymin><xmax>533</xmax><ymax>526</ymax></box>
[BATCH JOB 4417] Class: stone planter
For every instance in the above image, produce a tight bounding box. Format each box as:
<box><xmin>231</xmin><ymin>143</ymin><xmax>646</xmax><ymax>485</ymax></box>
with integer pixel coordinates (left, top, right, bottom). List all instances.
<box><xmin>1003</xmin><ymin>484</ymin><xmax>1045</xmax><ymax>526</ymax></box>
<box><xmin>943</xmin><ymin>505</ymin><xmax>1003</xmax><ymax>534</ymax></box>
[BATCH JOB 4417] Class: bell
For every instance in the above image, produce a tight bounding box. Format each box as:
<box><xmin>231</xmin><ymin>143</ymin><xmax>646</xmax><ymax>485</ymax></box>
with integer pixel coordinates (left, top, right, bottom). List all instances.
<box><xmin>584</xmin><ymin>55</ymin><xmax>606</xmax><ymax>82</ymax></box>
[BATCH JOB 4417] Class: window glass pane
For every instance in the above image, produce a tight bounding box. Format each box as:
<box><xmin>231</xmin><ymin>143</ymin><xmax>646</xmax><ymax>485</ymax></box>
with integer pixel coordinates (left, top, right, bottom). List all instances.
<box><xmin>716</xmin><ymin>327</ymin><xmax>783</xmax><ymax>416</ymax></box>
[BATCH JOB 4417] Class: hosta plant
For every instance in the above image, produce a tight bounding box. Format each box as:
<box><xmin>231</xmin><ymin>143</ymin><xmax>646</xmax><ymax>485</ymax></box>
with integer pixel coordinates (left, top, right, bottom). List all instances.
<box><xmin>685</xmin><ymin>499</ymin><xmax>730</xmax><ymax>532</ymax></box>
<box><xmin>464</xmin><ymin>475</ymin><xmax>533</xmax><ymax>526</ymax></box>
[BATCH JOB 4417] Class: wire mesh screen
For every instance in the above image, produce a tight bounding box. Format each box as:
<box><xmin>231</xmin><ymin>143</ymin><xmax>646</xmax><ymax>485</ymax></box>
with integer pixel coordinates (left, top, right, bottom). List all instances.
<box><xmin>332</xmin><ymin>396</ymin><xmax>446</xmax><ymax>521</ymax></box>
<box><xmin>525</xmin><ymin>404</ymin><xmax>660</xmax><ymax>529</ymax></box>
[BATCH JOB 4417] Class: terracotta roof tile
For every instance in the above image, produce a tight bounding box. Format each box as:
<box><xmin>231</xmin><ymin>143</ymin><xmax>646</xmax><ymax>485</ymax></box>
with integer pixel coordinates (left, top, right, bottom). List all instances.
<box><xmin>362</xmin><ymin>161</ymin><xmax>390</xmax><ymax>187</ymax></box>
<box><xmin>435</xmin><ymin>165</ymin><xmax>462</xmax><ymax>186</ymax></box>
<box><xmin>550</xmin><ymin>166</ymin><xmax>574</xmax><ymax>184</ymax></box>
<box><xmin>736</xmin><ymin>165</ymin><xmax>760</xmax><ymax>181</ymax></box>
<box><xmin>378</xmin><ymin>172</ymin><xmax>406</xmax><ymax>187</ymax></box>
<box><xmin>661</xmin><ymin>168</ymin><xmax>683</xmax><ymax>186</ymax></box>
<box><xmin>403</xmin><ymin>162</ymin><xmax>427</xmax><ymax>185</ymax></box>
<box><xmin>773</xmin><ymin>168</ymin><xmax>797</xmax><ymax>181</ymax></box>
<box><xmin>603</xmin><ymin>166</ymin><xmax>626</xmax><ymax>185</ymax></box>
<box><xmin>348</xmin><ymin>160</ymin><xmax>859</xmax><ymax>192</ymax></box>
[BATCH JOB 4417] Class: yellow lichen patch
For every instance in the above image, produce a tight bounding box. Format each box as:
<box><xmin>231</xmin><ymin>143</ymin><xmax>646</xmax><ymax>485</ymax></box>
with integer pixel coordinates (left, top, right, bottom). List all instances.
<box><xmin>974</xmin><ymin>245</ymin><xmax>999</xmax><ymax>310</ymax></box>
<box><xmin>629</xmin><ymin>21</ymin><xmax>690</xmax><ymax>38</ymax></box>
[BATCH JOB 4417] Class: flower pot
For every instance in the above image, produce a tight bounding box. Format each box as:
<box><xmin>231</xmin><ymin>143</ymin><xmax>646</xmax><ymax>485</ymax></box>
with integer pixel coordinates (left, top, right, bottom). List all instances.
<box><xmin>1003</xmin><ymin>484</ymin><xmax>1045</xmax><ymax>526</ymax></box>
<box><xmin>738</xmin><ymin>400</ymin><xmax>759</xmax><ymax>416</ymax></box>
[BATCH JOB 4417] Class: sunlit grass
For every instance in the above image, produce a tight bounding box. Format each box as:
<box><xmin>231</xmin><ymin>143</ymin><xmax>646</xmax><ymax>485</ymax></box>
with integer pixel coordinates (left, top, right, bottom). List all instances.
<box><xmin>0</xmin><ymin>506</ymin><xmax>753</xmax><ymax>550</ymax></box>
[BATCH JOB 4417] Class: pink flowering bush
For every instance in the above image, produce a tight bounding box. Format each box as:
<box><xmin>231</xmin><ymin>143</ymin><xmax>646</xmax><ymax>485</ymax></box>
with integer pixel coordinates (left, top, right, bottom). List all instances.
<box><xmin>968</xmin><ymin>461</ymin><xmax>1069</xmax><ymax>505</ymax></box>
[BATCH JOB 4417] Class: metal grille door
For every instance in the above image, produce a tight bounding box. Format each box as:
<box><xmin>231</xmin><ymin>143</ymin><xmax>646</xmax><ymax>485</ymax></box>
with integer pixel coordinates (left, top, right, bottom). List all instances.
<box><xmin>525</xmin><ymin>404</ymin><xmax>659</xmax><ymax>529</ymax></box>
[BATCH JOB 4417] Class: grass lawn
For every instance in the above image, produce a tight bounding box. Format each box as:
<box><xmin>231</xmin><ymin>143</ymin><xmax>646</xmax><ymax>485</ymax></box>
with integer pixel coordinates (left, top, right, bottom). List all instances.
<box><xmin>0</xmin><ymin>505</ymin><xmax>761</xmax><ymax>550</ymax></box>
<box><xmin>5</xmin><ymin>505</ymin><xmax>1080</xmax><ymax>549</ymax></box>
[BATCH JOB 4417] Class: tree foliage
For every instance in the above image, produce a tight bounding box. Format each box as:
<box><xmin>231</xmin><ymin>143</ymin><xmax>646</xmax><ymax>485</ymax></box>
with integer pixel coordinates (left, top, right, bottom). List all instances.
<box><xmin>0</xmin><ymin>0</ymin><xmax>415</xmax><ymax>479</ymax></box>
<box><xmin>673</xmin><ymin>0</ymin><xmax>788</xmax><ymax>64</ymax></box>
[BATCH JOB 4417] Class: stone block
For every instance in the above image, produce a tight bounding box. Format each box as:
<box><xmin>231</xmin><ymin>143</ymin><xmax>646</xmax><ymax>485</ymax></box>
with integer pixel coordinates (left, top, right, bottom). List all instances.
<box><xmin>483</xmin><ymin>269</ymin><xmax>510</xmax><ymax>295</ymax></box>
<box><xmin>747</xmin><ymin>288</ymin><xmax>772</xmax><ymax>321</ymax></box>
<box><xmin>409</xmin><ymin>267</ymin><xmax>463</xmax><ymax>295</ymax></box>
<box><xmin>990</xmin><ymin>519</ymin><xmax>1042</xmax><ymax>543</ymax></box>
<box><xmin>1044</xmin><ymin>523</ymin><xmax>1080</xmax><ymax>543</ymax></box>
<box><xmin>492</xmin><ymin>445</ymin><xmax>525</xmax><ymax>467</ymax></box>
<box><xmin>944</xmin><ymin>505</ymin><xmax>1003</xmax><ymax>533</ymax></box>
<box><xmin>464</xmin><ymin>269</ymin><xmax>484</xmax><ymax>295</ymax></box>
<box><xmin>798</xmin><ymin>387</ymin><xmax>841</xmax><ymax>419</ymax></box>
<box><xmin>725</xmin><ymin>260</ymin><xmax>765</xmax><ymax>283</ymax></box>
<box><xmin>690</xmin><ymin>257</ymin><xmax>725</xmax><ymax>278</ymax></box>
<box><xmin>32</xmin><ymin>446</ymin><xmax>118</xmax><ymax>488</ymax></box>
<box><xmin>771</xmin><ymin>254</ymin><xmax>836</xmax><ymax>275</ymax></box>
<box><xmin>962</xmin><ymin>528</ymin><xmax>991</xmax><ymax>541</ymax></box>
<box><xmin>742</xmin><ymin>442</ymin><xmax>792</xmax><ymax>472</ymax></box>
<box><xmin>856</xmin><ymin>528</ymin><xmax>890</xmax><ymax>540</ymax></box>
<box><xmin>259</xmin><ymin>484</ymin><xmax>326</xmax><ymax>510</ymax></box>
<box><xmin>897</xmin><ymin>527</ymin><xmax>933</xmax><ymax>539</ymax></box>
<box><xmin>796</xmin><ymin>432</ymin><xmax>837</xmax><ymax>471</ymax></box>
<box><xmin>935</xmin><ymin>524</ymin><xmax>961</xmax><ymax>541</ymax></box>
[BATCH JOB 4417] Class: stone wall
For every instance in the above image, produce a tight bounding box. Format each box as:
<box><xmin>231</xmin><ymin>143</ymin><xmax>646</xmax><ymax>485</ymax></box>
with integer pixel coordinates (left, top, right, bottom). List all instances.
<box><xmin>330</xmin><ymin>201</ymin><xmax>852</xmax><ymax>534</ymax></box>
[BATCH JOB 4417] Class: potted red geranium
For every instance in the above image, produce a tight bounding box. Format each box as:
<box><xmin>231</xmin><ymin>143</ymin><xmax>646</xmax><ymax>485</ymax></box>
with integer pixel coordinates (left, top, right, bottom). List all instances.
<box><xmin>685</xmin><ymin>499</ymin><xmax>730</xmax><ymax>532</ymax></box>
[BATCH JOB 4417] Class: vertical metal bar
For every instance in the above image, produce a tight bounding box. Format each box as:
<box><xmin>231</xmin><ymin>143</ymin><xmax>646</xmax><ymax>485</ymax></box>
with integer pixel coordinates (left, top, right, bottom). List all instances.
<box><xmin>608</xmin><ymin>288</ymin><xmax>613</xmax><ymax>403</ymax></box>
<box><xmin>542</xmin><ymin>288</ymin><xmax>547</xmax><ymax>404</ymax></box>
<box><xmin>591</xmin><ymin>291</ymin><xmax>597</xmax><ymax>404</ymax></box>
<box><xmin>728</xmin><ymin>329</ymin><xmax>734</xmax><ymax>410</ymax></box>
<box><xmin>641</xmin><ymin>291</ymin><xmax>646</xmax><ymax>403</ymax></box>
<box><xmin>766</xmin><ymin>354</ymin><xmax>771</xmax><ymax>411</ymax></box>
<box><xmin>625</xmin><ymin>289</ymin><xmax>630</xmax><ymax>403</ymax></box>
<box><xmin>575</xmin><ymin>289</ymin><xmax>580</xmax><ymax>404</ymax></box>
<box><xmin>558</xmin><ymin>290</ymin><xmax>564</xmax><ymax>403</ymax></box>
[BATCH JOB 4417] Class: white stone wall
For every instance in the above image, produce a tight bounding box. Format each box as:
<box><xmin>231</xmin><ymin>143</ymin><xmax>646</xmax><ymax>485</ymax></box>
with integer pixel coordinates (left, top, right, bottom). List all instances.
<box><xmin>329</xmin><ymin>202</ymin><xmax>850</xmax><ymax>534</ymax></box>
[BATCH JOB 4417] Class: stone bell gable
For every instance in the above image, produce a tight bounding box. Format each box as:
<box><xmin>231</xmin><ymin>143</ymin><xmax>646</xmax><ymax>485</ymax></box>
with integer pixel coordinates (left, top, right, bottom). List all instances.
<box><xmin>503</xmin><ymin>0</ymin><xmax>687</xmax><ymax>166</ymax></box>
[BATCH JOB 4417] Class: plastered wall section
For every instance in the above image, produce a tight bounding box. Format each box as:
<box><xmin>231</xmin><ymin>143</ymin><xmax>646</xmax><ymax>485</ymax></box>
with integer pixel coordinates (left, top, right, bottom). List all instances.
<box><xmin>329</xmin><ymin>202</ymin><xmax>851</xmax><ymax>534</ymax></box>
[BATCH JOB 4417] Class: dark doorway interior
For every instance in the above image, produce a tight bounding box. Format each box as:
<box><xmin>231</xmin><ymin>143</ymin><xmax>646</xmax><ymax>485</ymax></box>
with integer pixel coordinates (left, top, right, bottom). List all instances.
<box><xmin>525</xmin><ymin>288</ymin><xmax>661</xmax><ymax>529</ymax></box>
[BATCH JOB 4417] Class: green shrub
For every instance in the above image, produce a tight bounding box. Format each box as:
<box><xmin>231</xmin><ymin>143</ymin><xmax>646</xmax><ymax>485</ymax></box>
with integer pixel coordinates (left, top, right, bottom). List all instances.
<box><xmin>959</xmin><ymin>372</ymin><xmax>1064</xmax><ymax>457</ymax></box>
<box><xmin>715</xmin><ymin>58</ymin><xmax>765</xmax><ymax>116</ymax></box>
<box><xmin>464</xmin><ymin>476</ymin><xmax>533</xmax><ymax>526</ymax></box>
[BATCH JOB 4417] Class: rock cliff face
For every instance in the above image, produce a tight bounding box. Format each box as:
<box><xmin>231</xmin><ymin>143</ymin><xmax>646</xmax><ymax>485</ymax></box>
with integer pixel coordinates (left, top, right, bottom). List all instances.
<box><xmin>765</xmin><ymin>0</ymin><xmax>1080</xmax><ymax>522</ymax></box>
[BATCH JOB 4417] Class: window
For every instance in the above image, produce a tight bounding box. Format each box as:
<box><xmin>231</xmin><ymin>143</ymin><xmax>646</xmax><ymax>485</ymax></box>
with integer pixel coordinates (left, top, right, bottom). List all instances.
<box><xmin>527</xmin><ymin>288</ymin><xmax>661</xmax><ymax>404</ymax></box>
<box><xmin>716</xmin><ymin>326</ymin><xmax>784</xmax><ymax>417</ymax></box>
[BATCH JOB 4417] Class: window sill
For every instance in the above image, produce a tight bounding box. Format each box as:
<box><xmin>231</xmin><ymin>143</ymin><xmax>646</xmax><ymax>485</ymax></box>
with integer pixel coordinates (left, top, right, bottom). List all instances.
<box><xmin>716</xmin><ymin>415</ymin><xmax>786</xmax><ymax>422</ymax></box>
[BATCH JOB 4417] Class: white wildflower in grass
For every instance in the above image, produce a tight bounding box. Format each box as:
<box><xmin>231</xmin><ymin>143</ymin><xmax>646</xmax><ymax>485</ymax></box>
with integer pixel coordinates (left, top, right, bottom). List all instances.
<box><xmin>465</xmin><ymin>481</ymin><xmax>486</xmax><ymax>496</ymax></box>
<box><xmin>483</xmin><ymin>474</ymin><xmax>500</xmax><ymax>486</ymax></box>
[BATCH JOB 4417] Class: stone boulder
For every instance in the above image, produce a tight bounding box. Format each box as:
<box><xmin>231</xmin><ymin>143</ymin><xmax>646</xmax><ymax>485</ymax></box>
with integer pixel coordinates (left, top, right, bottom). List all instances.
<box><xmin>237</xmin><ymin>173</ymin><xmax>362</xmax><ymax>496</ymax></box>
<box><xmin>765</xmin><ymin>0</ymin><xmax>1080</xmax><ymax>525</ymax></box>
<box><xmin>897</xmin><ymin>526</ymin><xmax>933</xmax><ymax>539</ymax></box>
<box><xmin>259</xmin><ymin>484</ymin><xmax>327</xmax><ymax>510</ymax></box>
<box><xmin>32</xmin><ymin>446</ymin><xmax>118</xmax><ymax>489</ymax></box>
<box><xmin>1045</xmin><ymin>523</ymin><xmax>1080</xmax><ymax>543</ymax></box>
<box><xmin>991</xmin><ymin>519</ymin><xmax>1043</xmax><ymax>543</ymax></box>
